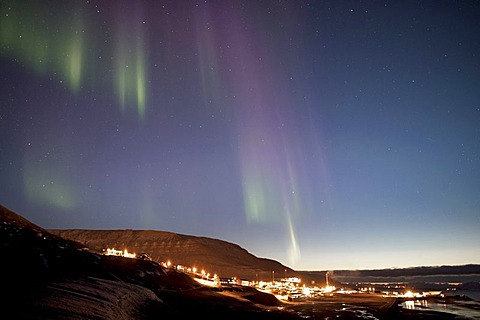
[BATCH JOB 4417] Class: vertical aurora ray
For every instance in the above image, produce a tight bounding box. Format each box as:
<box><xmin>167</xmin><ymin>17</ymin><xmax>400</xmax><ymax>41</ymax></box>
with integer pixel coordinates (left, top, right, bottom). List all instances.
<box><xmin>64</xmin><ymin>17</ymin><xmax>84</xmax><ymax>93</ymax></box>
<box><xmin>115</xmin><ymin>51</ymin><xmax>128</xmax><ymax>112</ymax></box>
<box><xmin>192</xmin><ymin>3</ymin><xmax>222</xmax><ymax>110</ymax></box>
<box><xmin>0</xmin><ymin>1</ymin><xmax>86</xmax><ymax>93</ymax></box>
<box><xmin>113</xmin><ymin>6</ymin><xmax>148</xmax><ymax>120</ymax></box>
<box><xmin>135</xmin><ymin>48</ymin><xmax>146</xmax><ymax>118</ymax></box>
<box><xmin>218</xmin><ymin>6</ymin><xmax>320</xmax><ymax>266</ymax></box>
<box><xmin>286</xmin><ymin>211</ymin><xmax>300</xmax><ymax>263</ymax></box>
<box><xmin>237</xmin><ymin>121</ymin><xmax>307</xmax><ymax>265</ymax></box>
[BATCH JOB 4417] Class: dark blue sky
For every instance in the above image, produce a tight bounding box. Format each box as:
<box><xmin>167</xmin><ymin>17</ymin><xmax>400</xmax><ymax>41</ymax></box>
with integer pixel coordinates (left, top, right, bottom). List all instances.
<box><xmin>1</xmin><ymin>0</ymin><xmax>479</xmax><ymax>270</ymax></box>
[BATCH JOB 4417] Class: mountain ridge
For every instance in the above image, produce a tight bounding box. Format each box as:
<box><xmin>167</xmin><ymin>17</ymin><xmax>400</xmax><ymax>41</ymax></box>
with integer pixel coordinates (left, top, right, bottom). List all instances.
<box><xmin>49</xmin><ymin>227</ymin><xmax>480</xmax><ymax>286</ymax></box>
<box><xmin>49</xmin><ymin>228</ymin><xmax>311</xmax><ymax>283</ymax></box>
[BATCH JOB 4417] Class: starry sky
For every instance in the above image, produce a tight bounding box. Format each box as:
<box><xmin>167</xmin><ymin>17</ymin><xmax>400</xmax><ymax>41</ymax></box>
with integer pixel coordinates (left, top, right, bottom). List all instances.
<box><xmin>1</xmin><ymin>0</ymin><xmax>479</xmax><ymax>271</ymax></box>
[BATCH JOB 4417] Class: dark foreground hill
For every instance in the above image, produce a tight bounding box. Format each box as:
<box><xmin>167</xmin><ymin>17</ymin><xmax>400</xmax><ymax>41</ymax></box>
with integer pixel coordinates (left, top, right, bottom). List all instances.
<box><xmin>0</xmin><ymin>204</ymin><xmax>302</xmax><ymax>320</ymax></box>
<box><xmin>49</xmin><ymin>228</ymin><xmax>326</xmax><ymax>284</ymax></box>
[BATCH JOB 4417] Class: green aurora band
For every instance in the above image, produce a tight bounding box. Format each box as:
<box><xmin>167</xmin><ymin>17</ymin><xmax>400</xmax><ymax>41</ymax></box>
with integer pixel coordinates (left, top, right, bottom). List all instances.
<box><xmin>0</xmin><ymin>1</ymin><xmax>147</xmax><ymax>118</ymax></box>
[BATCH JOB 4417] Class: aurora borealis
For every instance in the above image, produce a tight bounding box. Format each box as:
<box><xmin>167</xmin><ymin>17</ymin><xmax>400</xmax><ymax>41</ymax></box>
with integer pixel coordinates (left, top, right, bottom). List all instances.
<box><xmin>1</xmin><ymin>0</ymin><xmax>479</xmax><ymax>270</ymax></box>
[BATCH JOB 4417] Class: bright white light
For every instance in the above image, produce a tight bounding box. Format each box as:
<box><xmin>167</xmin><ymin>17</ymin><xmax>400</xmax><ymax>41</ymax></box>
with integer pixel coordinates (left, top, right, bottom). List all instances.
<box><xmin>302</xmin><ymin>287</ymin><xmax>311</xmax><ymax>296</ymax></box>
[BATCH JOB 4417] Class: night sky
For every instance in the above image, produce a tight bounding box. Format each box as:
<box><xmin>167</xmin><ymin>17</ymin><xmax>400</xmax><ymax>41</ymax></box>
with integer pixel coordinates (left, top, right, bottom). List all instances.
<box><xmin>1</xmin><ymin>0</ymin><xmax>479</xmax><ymax>271</ymax></box>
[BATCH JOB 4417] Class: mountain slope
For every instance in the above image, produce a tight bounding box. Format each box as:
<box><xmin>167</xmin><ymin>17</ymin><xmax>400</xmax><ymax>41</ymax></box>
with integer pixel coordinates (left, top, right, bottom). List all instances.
<box><xmin>49</xmin><ymin>228</ymin><xmax>311</xmax><ymax>282</ymax></box>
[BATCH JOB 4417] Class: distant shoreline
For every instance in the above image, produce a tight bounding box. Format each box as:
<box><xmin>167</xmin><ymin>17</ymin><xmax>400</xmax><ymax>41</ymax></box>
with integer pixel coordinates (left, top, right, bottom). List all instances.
<box><xmin>274</xmin><ymin>293</ymin><xmax>480</xmax><ymax>319</ymax></box>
